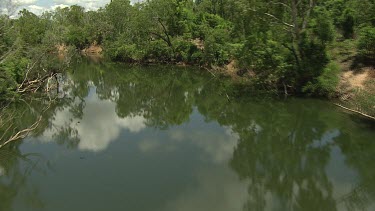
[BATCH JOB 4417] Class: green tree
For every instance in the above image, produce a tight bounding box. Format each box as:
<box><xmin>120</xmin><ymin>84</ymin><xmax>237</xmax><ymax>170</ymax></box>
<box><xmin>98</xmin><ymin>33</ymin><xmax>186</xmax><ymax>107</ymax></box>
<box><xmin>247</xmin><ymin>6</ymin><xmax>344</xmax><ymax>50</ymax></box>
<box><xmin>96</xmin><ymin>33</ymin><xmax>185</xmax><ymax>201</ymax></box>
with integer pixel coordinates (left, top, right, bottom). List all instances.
<box><xmin>358</xmin><ymin>26</ymin><xmax>375</xmax><ymax>59</ymax></box>
<box><xmin>17</xmin><ymin>9</ymin><xmax>46</xmax><ymax>45</ymax></box>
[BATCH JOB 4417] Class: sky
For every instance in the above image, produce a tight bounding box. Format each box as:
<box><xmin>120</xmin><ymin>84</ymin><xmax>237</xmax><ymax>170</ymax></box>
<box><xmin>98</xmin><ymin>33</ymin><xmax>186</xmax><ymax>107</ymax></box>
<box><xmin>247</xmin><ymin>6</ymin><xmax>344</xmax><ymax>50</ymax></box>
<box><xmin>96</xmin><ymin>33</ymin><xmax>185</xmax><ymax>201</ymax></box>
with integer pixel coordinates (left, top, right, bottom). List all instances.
<box><xmin>4</xmin><ymin>0</ymin><xmax>141</xmax><ymax>16</ymax></box>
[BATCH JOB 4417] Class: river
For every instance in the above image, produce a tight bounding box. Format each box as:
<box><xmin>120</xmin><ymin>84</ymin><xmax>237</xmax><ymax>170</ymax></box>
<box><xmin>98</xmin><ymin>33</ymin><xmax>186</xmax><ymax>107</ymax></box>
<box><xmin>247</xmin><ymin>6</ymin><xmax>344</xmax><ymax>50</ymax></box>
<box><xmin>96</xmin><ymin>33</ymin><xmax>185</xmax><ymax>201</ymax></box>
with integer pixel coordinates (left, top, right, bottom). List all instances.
<box><xmin>0</xmin><ymin>61</ymin><xmax>374</xmax><ymax>211</ymax></box>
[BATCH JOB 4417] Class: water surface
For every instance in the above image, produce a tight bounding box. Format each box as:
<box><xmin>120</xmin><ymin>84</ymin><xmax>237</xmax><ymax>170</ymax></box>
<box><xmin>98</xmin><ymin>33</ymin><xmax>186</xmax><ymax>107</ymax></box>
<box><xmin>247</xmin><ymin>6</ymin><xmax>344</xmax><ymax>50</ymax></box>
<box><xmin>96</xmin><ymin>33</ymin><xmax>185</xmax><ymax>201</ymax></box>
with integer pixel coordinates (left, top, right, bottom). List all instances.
<box><xmin>0</xmin><ymin>62</ymin><xmax>374</xmax><ymax>211</ymax></box>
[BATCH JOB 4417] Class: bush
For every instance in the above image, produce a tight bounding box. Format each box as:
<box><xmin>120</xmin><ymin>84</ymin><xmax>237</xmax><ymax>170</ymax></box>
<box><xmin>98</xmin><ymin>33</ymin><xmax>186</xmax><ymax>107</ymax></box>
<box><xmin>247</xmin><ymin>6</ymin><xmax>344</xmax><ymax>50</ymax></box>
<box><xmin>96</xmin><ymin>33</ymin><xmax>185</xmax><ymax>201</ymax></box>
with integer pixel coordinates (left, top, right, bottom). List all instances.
<box><xmin>203</xmin><ymin>28</ymin><xmax>231</xmax><ymax>65</ymax></box>
<box><xmin>298</xmin><ymin>34</ymin><xmax>330</xmax><ymax>88</ymax></box>
<box><xmin>340</xmin><ymin>9</ymin><xmax>355</xmax><ymax>39</ymax></box>
<box><xmin>357</xmin><ymin>27</ymin><xmax>375</xmax><ymax>59</ymax></box>
<box><xmin>303</xmin><ymin>61</ymin><xmax>340</xmax><ymax>97</ymax></box>
<box><xmin>0</xmin><ymin>69</ymin><xmax>18</xmax><ymax>102</ymax></box>
<box><xmin>311</xmin><ymin>10</ymin><xmax>336</xmax><ymax>44</ymax></box>
<box><xmin>104</xmin><ymin>40</ymin><xmax>145</xmax><ymax>62</ymax></box>
<box><xmin>172</xmin><ymin>37</ymin><xmax>198</xmax><ymax>63</ymax></box>
<box><xmin>237</xmin><ymin>35</ymin><xmax>292</xmax><ymax>86</ymax></box>
<box><xmin>66</xmin><ymin>26</ymin><xmax>88</xmax><ymax>49</ymax></box>
<box><xmin>0</xmin><ymin>57</ymin><xmax>29</xmax><ymax>102</ymax></box>
<box><xmin>0</xmin><ymin>57</ymin><xmax>29</xmax><ymax>83</ymax></box>
<box><xmin>145</xmin><ymin>40</ymin><xmax>173</xmax><ymax>62</ymax></box>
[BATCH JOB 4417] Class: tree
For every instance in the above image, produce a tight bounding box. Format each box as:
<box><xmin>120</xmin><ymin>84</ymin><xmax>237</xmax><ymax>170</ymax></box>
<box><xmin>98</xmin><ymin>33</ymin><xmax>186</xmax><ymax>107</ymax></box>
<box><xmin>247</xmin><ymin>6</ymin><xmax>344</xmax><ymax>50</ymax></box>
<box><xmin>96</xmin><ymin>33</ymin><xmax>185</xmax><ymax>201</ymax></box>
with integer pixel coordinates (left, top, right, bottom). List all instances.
<box><xmin>358</xmin><ymin>26</ymin><xmax>375</xmax><ymax>59</ymax></box>
<box><xmin>17</xmin><ymin>9</ymin><xmax>46</xmax><ymax>45</ymax></box>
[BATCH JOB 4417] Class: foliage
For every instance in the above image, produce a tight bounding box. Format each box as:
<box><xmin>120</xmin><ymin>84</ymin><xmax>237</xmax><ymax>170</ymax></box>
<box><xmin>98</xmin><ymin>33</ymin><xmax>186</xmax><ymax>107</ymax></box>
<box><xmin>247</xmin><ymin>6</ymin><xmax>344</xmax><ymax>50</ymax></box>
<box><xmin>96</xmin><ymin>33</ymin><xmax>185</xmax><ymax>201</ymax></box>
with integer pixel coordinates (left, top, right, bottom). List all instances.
<box><xmin>303</xmin><ymin>61</ymin><xmax>341</xmax><ymax>97</ymax></box>
<box><xmin>340</xmin><ymin>9</ymin><xmax>355</xmax><ymax>39</ymax></box>
<box><xmin>238</xmin><ymin>35</ymin><xmax>292</xmax><ymax>87</ymax></box>
<box><xmin>312</xmin><ymin>10</ymin><xmax>336</xmax><ymax>44</ymax></box>
<box><xmin>0</xmin><ymin>9</ymin><xmax>75</xmax><ymax>104</ymax></box>
<box><xmin>1</xmin><ymin>0</ymin><xmax>375</xmax><ymax>101</ymax></box>
<box><xmin>357</xmin><ymin>27</ymin><xmax>375</xmax><ymax>59</ymax></box>
<box><xmin>16</xmin><ymin>9</ymin><xmax>46</xmax><ymax>45</ymax></box>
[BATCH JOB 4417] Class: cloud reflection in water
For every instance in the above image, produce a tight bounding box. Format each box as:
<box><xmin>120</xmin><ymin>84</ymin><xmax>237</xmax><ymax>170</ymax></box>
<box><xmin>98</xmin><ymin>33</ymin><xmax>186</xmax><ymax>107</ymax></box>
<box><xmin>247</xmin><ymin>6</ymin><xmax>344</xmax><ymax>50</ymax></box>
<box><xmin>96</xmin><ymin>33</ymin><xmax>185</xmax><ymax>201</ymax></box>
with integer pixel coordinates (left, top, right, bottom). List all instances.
<box><xmin>41</xmin><ymin>87</ymin><xmax>146</xmax><ymax>152</ymax></box>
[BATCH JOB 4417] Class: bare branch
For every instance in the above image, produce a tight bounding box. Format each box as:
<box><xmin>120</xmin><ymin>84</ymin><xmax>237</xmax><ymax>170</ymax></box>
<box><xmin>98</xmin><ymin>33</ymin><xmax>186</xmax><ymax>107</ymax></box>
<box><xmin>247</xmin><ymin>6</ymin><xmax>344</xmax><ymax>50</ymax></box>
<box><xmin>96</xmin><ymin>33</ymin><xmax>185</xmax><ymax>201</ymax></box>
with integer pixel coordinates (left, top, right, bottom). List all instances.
<box><xmin>302</xmin><ymin>0</ymin><xmax>316</xmax><ymax>30</ymax></box>
<box><xmin>0</xmin><ymin>98</ymin><xmax>55</xmax><ymax>149</ymax></box>
<box><xmin>334</xmin><ymin>103</ymin><xmax>375</xmax><ymax>121</ymax></box>
<box><xmin>0</xmin><ymin>116</ymin><xmax>42</xmax><ymax>149</ymax></box>
<box><xmin>264</xmin><ymin>13</ymin><xmax>294</xmax><ymax>28</ymax></box>
<box><xmin>18</xmin><ymin>61</ymin><xmax>38</xmax><ymax>90</ymax></box>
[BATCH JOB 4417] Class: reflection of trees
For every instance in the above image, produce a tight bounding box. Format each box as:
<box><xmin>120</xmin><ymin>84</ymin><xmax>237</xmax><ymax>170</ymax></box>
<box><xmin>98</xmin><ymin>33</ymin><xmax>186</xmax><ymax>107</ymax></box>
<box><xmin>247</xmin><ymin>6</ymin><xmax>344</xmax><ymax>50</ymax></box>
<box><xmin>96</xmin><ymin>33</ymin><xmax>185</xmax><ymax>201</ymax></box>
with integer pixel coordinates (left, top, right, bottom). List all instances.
<box><xmin>1</xmin><ymin>61</ymin><xmax>375</xmax><ymax>210</ymax></box>
<box><xmin>1</xmin><ymin>62</ymin><xmax>209</xmax><ymax>149</ymax></box>
<box><xmin>335</xmin><ymin>124</ymin><xmax>375</xmax><ymax>210</ymax></box>
<box><xmin>0</xmin><ymin>145</ymin><xmax>44</xmax><ymax>210</ymax></box>
<box><xmin>219</xmin><ymin>99</ymin><xmax>374</xmax><ymax>211</ymax></box>
<box><xmin>195</xmin><ymin>84</ymin><xmax>338</xmax><ymax>210</ymax></box>
<box><xmin>71</xmin><ymin>62</ymin><xmax>206</xmax><ymax>129</ymax></box>
<box><xmin>74</xmin><ymin>64</ymin><xmax>375</xmax><ymax>210</ymax></box>
<box><xmin>194</xmin><ymin>80</ymin><xmax>375</xmax><ymax>210</ymax></box>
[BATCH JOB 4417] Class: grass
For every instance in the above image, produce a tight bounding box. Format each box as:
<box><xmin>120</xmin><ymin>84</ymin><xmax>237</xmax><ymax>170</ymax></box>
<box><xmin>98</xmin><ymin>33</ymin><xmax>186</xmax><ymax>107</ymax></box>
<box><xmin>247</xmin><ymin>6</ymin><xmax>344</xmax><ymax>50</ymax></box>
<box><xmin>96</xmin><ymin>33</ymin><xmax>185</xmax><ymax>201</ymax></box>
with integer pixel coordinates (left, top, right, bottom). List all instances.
<box><xmin>330</xmin><ymin>39</ymin><xmax>375</xmax><ymax>119</ymax></box>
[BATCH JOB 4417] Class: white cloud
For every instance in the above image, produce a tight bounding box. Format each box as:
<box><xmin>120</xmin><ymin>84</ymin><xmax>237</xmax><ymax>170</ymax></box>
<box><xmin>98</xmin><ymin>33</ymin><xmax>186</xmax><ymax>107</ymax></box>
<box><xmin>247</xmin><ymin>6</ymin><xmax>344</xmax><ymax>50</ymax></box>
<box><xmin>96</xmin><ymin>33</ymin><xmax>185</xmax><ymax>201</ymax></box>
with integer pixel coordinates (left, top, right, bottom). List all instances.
<box><xmin>53</xmin><ymin>0</ymin><xmax>110</xmax><ymax>10</ymax></box>
<box><xmin>138</xmin><ymin>140</ymin><xmax>161</xmax><ymax>153</ymax></box>
<box><xmin>51</xmin><ymin>4</ymin><xmax>69</xmax><ymax>10</ymax></box>
<box><xmin>168</xmin><ymin>127</ymin><xmax>239</xmax><ymax>164</ymax></box>
<box><xmin>13</xmin><ymin>0</ymin><xmax>37</xmax><ymax>5</ymax></box>
<box><xmin>54</xmin><ymin>0</ymin><xmax>80</xmax><ymax>4</ymax></box>
<box><xmin>139</xmin><ymin>125</ymin><xmax>239</xmax><ymax>165</ymax></box>
<box><xmin>164</xmin><ymin>167</ymin><xmax>249</xmax><ymax>211</ymax></box>
<box><xmin>76</xmin><ymin>99</ymin><xmax>146</xmax><ymax>151</ymax></box>
<box><xmin>9</xmin><ymin>0</ymin><xmax>144</xmax><ymax>17</ymax></box>
<box><xmin>26</xmin><ymin>4</ymin><xmax>46</xmax><ymax>14</ymax></box>
<box><xmin>1</xmin><ymin>8</ymin><xmax>8</xmax><ymax>14</ymax></box>
<box><xmin>40</xmin><ymin>86</ymin><xmax>146</xmax><ymax>152</ymax></box>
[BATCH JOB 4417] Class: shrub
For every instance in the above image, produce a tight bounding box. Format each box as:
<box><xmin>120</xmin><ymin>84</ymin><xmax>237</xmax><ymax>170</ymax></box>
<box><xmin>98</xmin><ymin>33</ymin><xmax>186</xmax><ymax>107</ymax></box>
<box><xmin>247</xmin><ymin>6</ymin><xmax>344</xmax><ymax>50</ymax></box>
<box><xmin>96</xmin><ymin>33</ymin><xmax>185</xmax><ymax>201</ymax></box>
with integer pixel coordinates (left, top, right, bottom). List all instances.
<box><xmin>237</xmin><ymin>36</ymin><xmax>292</xmax><ymax>85</ymax></box>
<box><xmin>357</xmin><ymin>27</ymin><xmax>375</xmax><ymax>59</ymax></box>
<box><xmin>172</xmin><ymin>37</ymin><xmax>198</xmax><ymax>63</ymax></box>
<box><xmin>145</xmin><ymin>40</ymin><xmax>173</xmax><ymax>62</ymax></box>
<box><xmin>315</xmin><ymin>15</ymin><xmax>335</xmax><ymax>44</ymax></box>
<box><xmin>303</xmin><ymin>61</ymin><xmax>340</xmax><ymax>97</ymax></box>
<box><xmin>340</xmin><ymin>9</ymin><xmax>355</xmax><ymax>39</ymax></box>
<box><xmin>0</xmin><ymin>69</ymin><xmax>18</xmax><ymax>102</ymax></box>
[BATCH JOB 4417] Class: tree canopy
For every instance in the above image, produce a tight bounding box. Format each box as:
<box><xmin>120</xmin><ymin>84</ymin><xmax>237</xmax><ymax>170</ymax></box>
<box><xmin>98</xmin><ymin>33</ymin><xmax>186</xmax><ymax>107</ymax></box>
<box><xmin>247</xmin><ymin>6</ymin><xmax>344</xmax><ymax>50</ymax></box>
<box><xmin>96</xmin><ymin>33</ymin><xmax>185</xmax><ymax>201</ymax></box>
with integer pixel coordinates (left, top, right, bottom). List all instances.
<box><xmin>0</xmin><ymin>0</ymin><xmax>374</xmax><ymax>103</ymax></box>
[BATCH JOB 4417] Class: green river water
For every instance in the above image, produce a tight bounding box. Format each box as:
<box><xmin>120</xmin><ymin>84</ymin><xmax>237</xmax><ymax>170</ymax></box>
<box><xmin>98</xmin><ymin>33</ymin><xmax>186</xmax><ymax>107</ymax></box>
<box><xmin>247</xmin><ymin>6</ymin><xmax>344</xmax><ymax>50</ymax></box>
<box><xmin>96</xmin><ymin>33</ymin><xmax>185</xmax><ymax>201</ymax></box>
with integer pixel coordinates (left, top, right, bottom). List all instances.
<box><xmin>0</xmin><ymin>61</ymin><xmax>374</xmax><ymax>211</ymax></box>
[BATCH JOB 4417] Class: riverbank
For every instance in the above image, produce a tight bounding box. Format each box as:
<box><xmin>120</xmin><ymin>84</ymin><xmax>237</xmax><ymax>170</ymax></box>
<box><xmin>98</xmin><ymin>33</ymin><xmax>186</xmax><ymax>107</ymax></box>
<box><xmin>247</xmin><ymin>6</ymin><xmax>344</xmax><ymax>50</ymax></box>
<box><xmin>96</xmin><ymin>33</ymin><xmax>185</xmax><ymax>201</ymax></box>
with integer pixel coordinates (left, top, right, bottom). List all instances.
<box><xmin>330</xmin><ymin>40</ymin><xmax>375</xmax><ymax>119</ymax></box>
<box><xmin>75</xmin><ymin>40</ymin><xmax>375</xmax><ymax>121</ymax></box>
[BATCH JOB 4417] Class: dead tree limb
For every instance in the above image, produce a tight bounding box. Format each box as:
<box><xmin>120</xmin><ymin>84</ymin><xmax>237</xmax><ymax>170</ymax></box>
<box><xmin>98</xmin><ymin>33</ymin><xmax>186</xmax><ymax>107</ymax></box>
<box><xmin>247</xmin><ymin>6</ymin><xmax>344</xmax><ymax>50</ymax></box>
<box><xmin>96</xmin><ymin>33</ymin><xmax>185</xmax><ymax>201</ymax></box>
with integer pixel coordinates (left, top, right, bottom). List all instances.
<box><xmin>334</xmin><ymin>103</ymin><xmax>375</xmax><ymax>121</ymax></box>
<box><xmin>0</xmin><ymin>98</ymin><xmax>55</xmax><ymax>149</ymax></box>
<box><xmin>0</xmin><ymin>116</ymin><xmax>42</xmax><ymax>149</ymax></box>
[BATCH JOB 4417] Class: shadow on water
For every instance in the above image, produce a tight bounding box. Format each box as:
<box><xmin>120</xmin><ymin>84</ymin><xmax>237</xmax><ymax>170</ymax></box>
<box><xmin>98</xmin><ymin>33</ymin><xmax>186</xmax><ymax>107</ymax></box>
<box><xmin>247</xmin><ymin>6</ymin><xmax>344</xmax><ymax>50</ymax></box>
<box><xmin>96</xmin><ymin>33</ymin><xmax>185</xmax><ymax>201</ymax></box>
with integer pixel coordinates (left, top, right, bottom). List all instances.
<box><xmin>0</xmin><ymin>144</ymin><xmax>46</xmax><ymax>210</ymax></box>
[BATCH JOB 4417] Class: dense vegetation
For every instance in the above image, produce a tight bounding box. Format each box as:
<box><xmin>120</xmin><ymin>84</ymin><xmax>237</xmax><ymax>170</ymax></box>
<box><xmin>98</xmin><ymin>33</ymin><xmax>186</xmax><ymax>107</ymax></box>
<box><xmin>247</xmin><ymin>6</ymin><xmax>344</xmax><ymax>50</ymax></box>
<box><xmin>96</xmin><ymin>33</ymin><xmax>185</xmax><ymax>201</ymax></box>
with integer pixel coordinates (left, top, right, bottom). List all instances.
<box><xmin>0</xmin><ymin>0</ymin><xmax>375</xmax><ymax>103</ymax></box>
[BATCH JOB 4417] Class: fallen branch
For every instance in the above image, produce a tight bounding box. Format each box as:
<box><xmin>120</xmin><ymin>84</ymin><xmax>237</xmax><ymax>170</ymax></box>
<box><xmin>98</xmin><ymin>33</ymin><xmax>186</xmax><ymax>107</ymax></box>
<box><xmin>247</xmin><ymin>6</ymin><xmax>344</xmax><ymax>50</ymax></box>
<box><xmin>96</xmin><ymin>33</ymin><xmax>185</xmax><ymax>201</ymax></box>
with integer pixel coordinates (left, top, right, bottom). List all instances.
<box><xmin>334</xmin><ymin>103</ymin><xmax>375</xmax><ymax>120</ymax></box>
<box><xmin>204</xmin><ymin>67</ymin><xmax>217</xmax><ymax>77</ymax></box>
<box><xmin>0</xmin><ymin>98</ymin><xmax>54</xmax><ymax>149</ymax></box>
<box><xmin>17</xmin><ymin>72</ymin><xmax>57</xmax><ymax>94</ymax></box>
<box><xmin>18</xmin><ymin>61</ymin><xmax>38</xmax><ymax>91</ymax></box>
<box><xmin>0</xmin><ymin>116</ymin><xmax>42</xmax><ymax>149</ymax></box>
